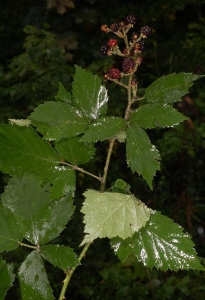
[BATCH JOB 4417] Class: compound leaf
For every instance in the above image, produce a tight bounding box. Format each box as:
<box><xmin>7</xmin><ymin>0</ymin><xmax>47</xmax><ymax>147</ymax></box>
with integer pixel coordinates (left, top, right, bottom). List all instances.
<box><xmin>29</xmin><ymin>101</ymin><xmax>89</xmax><ymax>141</ymax></box>
<box><xmin>81</xmin><ymin>190</ymin><xmax>150</xmax><ymax>245</ymax></box>
<box><xmin>55</xmin><ymin>82</ymin><xmax>72</xmax><ymax>103</ymax></box>
<box><xmin>18</xmin><ymin>251</ymin><xmax>54</xmax><ymax>300</ymax></box>
<box><xmin>126</xmin><ymin>125</ymin><xmax>160</xmax><ymax>189</ymax></box>
<box><xmin>40</xmin><ymin>245</ymin><xmax>79</xmax><ymax>269</ymax></box>
<box><xmin>145</xmin><ymin>73</ymin><xmax>203</xmax><ymax>104</ymax></box>
<box><xmin>111</xmin><ymin>210</ymin><xmax>205</xmax><ymax>271</ymax></box>
<box><xmin>72</xmin><ymin>65</ymin><xmax>108</xmax><ymax>119</ymax></box>
<box><xmin>130</xmin><ymin>103</ymin><xmax>188</xmax><ymax>129</ymax></box>
<box><xmin>55</xmin><ymin>136</ymin><xmax>95</xmax><ymax>165</ymax></box>
<box><xmin>80</xmin><ymin>117</ymin><xmax>126</xmax><ymax>142</ymax></box>
<box><xmin>0</xmin><ymin>258</ymin><xmax>15</xmax><ymax>300</ymax></box>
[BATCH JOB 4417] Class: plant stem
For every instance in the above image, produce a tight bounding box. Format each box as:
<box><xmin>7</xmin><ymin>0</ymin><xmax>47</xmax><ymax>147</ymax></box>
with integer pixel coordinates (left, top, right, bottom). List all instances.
<box><xmin>58</xmin><ymin>241</ymin><xmax>92</xmax><ymax>300</ymax></box>
<box><xmin>18</xmin><ymin>242</ymin><xmax>38</xmax><ymax>250</ymax></box>
<box><xmin>60</xmin><ymin>161</ymin><xmax>102</xmax><ymax>182</ymax></box>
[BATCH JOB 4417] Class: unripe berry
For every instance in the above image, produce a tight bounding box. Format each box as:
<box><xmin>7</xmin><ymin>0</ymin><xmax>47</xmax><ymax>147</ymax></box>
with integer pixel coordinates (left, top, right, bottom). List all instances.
<box><xmin>101</xmin><ymin>24</ymin><xmax>109</xmax><ymax>33</ymax></box>
<box><xmin>107</xmin><ymin>68</ymin><xmax>121</xmax><ymax>79</ymax></box>
<box><xmin>107</xmin><ymin>39</ymin><xmax>118</xmax><ymax>47</ymax></box>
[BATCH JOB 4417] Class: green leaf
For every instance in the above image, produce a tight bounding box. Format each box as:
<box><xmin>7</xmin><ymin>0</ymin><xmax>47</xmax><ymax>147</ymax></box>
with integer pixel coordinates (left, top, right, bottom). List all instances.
<box><xmin>29</xmin><ymin>101</ymin><xmax>89</xmax><ymax>141</ymax></box>
<box><xmin>0</xmin><ymin>206</ymin><xmax>24</xmax><ymax>252</ymax></box>
<box><xmin>18</xmin><ymin>251</ymin><xmax>54</xmax><ymax>300</ymax></box>
<box><xmin>126</xmin><ymin>125</ymin><xmax>160</xmax><ymax>189</ymax></box>
<box><xmin>114</xmin><ymin>130</ymin><xmax>127</xmax><ymax>143</ymax></box>
<box><xmin>55</xmin><ymin>82</ymin><xmax>72</xmax><ymax>103</ymax></box>
<box><xmin>145</xmin><ymin>73</ymin><xmax>202</xmax><ymax>104</ymax></box>
<box><xmin>72</xmin><ymin>65</ymin><xmax>108</xmax><ymax>119</ymax></box>
<box><xmin>8</xmin><ymin>119</ymin><xmax>31</xmax><ymax>126</ymax></box>
<box><xmin>55</xmin><ymin>136</ymin><xmax>95</xmax><ymax>165</ymax></box>
<box><xmin>0</xmin><ymin>125</ymin><xmax>75</xmax><ymax>199</ymax></box>
<box><xmin>40</xmin><ymin>244</ymin><xmax>79</xmax><ymax>269</ymax></box>
<box><xmin>80</xmin><ymin>117</ymin><xmax>126</xmax><ymax>142</ymax></box>
<box><xmin>0</xmin><ymin>258</ymin><xmax>15</xmax><ymax>300</ymax></box>
<box><xmin>108</xmin><ymin>179</ymin><xmax>130</xmax><ymax>194</ymax></box>
<box><xmin>1</xmin><ymin>173</ymin><xmax>74</xmax><ymax>245</ymax></box>
<box><xmin>111</xmin><ymin>210</ymin><xmax>205</xmax><ymax>271</ymax></box>
<box><xmin>130</xmin><ymin>103</ymin><xmax>188</xmax><ymax>129</ymax></box>
<box><xmin>81</xmin><ymin>190</ymin><xmax>150</xmax><ymax>245</ymax></box>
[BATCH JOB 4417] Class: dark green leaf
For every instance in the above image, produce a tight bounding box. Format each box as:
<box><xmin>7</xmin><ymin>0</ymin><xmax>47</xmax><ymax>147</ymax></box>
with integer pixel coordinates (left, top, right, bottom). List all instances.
<box><xmin>55</xmin><ymin>136</ymin><xmax>95</xmax><ymax>165</ymax></box>
<box><xmin>0</xmin><ymin>206</ymin><xmax>24</xmax><ymax>252</ymax></box>
<box><xmin>55</xmin><ymin>82</ymin><xmax>72</xmax><ymax>103</ymax></box>
<box><xmin>29</xmin><ymin>101</ymin><xmax>89</xmax><ymax>140</ymax></box>
<box><xmin>126</xmin><ymin>125</ymin><xmax>160</xmax><ymax>189</ymax></box>
<box><xmin>108</xmin><ymin>179</ymin><xmax>130</xmax><ymax>194</ymax></box>
<box><xmin>40</xmin><ymin>244</ymin><xmax>79</xmax><ymax>269</ymax></box>
<box><xmin>1</xmin><ymin>173</ymin><xmax>74</xmax><ymax>245</ymax></box>
<box><xmin>72</xmin><ymin>65</ymin><xmax>108</xmax><ymax>119</ymax></box>
<box><xmin>0</xmin><ymin>125</ymin><xmax>75</xmax><ymax>199</ymax></box>
<box><xmin>130</xmin><ymin>104</ymin><xmax>188</xmax><ymax>129</ymax></box>
<box><xmin>111</xmin><ymin>211</ymin><xmax>205</xmax><ymax>271</ymax></box>
<box><xmin>81</xmin><ymin>190</ymin><xmax>150</xmax><ymax>245</ymax></box>
<box><xmin>0</xmin><ymin>258</ymin><xmax>15</xmax><ymax>300</ymax></box>
<box><xmin>145</xmin><ymin>73</ymin><xmax>202</xmax><ymax>104</ymax></box>
<box><xmin>18</xmin><ymin>251</ymin><xmax>54</xmax><ymax>300</ymax></box>
<box><xmin>80</xmin><ymin>117</ymin><xmax>126</xmax><ymax>142</ymax></box>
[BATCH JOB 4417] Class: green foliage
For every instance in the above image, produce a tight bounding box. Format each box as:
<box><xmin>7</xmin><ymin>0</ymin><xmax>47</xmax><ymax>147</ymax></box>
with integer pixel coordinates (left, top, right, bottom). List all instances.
<box><xmin>0</xmin><ymin>42</ymin><xmax>204</xmax><ymax>299</ymax></box>
<box><xmin>0</xmin><ymin>257</ymin><xmax>15</xmax><ymax>300</ymax></box>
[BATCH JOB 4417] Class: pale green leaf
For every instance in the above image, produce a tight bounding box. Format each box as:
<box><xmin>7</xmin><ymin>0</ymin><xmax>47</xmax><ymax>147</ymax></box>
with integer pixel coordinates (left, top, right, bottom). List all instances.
<box><xmin>126</xmin><ymin>125</ymin><xmax>160</xmax><ymax>189</ymax></box>
<box><xmin>130</xmin><ymin>103</ymin><xmax>188</xmax><ymax>129</ymax></box>
<box><xmin>80</xmin><ymin>117</ymin><xmax>126</xmax><ymax>142</ymax></box>
<box><xmin>55</xmin><ymin>82</ymin><xmax>72</xmax><ymax>103</ymax></box>
<box><xmin>72</xmin><ymin>65</ymin><xmax>108</xmax><ymax>119</ymax></box>
<box><xmin>0</xmin><ymin>206</ymin><xmax>24</xmax><ymax>252</ymax></box>
<box><xmin>29</xmin><ymin>101</ymin><xmax>89</xmax><ymax>140</ymax></box>
<box><xmin>81</xmin><ymin>190</ymin><xmax>150</xmax><ymax>245</ymax></box>
<box><xmin>18</xmin><ymin>251</ymin><xmax>54</xmax><ymax>300</ymax></box>
<box><xmin>114</xmin><ymin>130</ymin><xmax>127</xmax><ymax>143</ymax></box>
<box><xmin>9</xmin><ymin>119</ymin><xmax>31</xmax><ymax>126</ymax></box>
<box><xmin>55</xmin><ymin>136</ymin><xmax>95</xmax><ymax>165</ymax></box>
<box><xmin>145</xmin><ymin>73</ymin><xmax>203</xmax><ymax>104</ymax></box>
<box><xmin>40</xmin><ymin>245</ymin><xmax>79</xmax><ymax>269</ymax></box>
<box><xmin>0</xmin><ymin>125</ymin><xmax>75</xmax><ymax>199</ymax></box>
<box><xmin>111</xmin><ymin>210</ymin><xmax>205</xmax><ymax>271</ymax></box>
<box><xmin>0</xmin><ymin>259</ymin><xmax>15</xmax><ymax>300</ymax></box>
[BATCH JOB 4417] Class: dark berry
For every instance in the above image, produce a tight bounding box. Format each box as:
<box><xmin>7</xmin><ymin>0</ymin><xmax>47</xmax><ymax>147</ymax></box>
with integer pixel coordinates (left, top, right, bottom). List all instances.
<box><xmin>100</xmin><ymin>45</ymin><xmax>110</xmax><ymax>56</ymax></box>
<box><xmin>122</xmin><ymin>58</ymin><xmax>136</xmax><ymax>72</ymax></box>
<box><xmin>107</xmin><ymin>68</ymin><xmax>121</xmax><ymax>79</ymax></box>
<box><xmin>140</xmin><ymin>26</ymin><xmax>152</xmax><ymax>37</ymax></box>
<box><xmin>131</xmin><ymin>78</ymin><xmax>137</xmax><ymax>86</ymax></box>
<box><xmin>107</xmin><ymin>39</ymin><xmax>118</xmax><ymax>47</ymax></box>
<box><xmin>136</xmin><ymin>40</ymin><xmax>145</xmax><ymax>52</ymax></box>
<box><xmin>125</xmin><ymin>15</ymin><xmax>137</xmax><ymax>25</ymax></box>
<box><xmin>110</xmin><ymin>22</ymin><xmax>119</xmax><ymax>32</ymax></box>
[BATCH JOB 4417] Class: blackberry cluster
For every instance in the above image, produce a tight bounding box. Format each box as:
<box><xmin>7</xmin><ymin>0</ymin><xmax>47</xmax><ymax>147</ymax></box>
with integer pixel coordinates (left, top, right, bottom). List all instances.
<box><xmin>125</xmin><ymin>15</ymin><xmax>137</xmax><ymax>25</ymax></box>
<box><xmin>100</xmin><ymin>45</ymin><xmax>110</xmax><ymax>56</ymax></box>
<box><xmin>110</xmin><ymin>22</ymin><xmax>119</xmax><ymax>32</ymax></box>
<box><xmin>136</xmin><ymin>40</ymin><xmax>145</xmax><ymax>52</ymax></box>
<box><xmin>140</xmin><ymin>26</ymin><xmax>152</xmax><ymax>37</ymax></box>
<box><xmin>122</xmin><ymin>58</ymin><xmax>136</xmax><ymax>73</ymax></box>
<box><xmin>107</xmin><ymin>68</ymin><xmax>121</xmax><ymax>79</ymax></box>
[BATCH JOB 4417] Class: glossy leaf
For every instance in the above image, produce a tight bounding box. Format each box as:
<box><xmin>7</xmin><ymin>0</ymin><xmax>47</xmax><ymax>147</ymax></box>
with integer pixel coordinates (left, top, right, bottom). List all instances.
<box><xmin>55</xmin><ymin>136</ymin><xmax>96</xmax><ymax>165</ymax></box>
<box><xmin>40</xmin><ymin>244</ymin><xmax>79</xmax><ymax>269</ymax></box>
<box><xmin>81</xmin><ymin>190</ymin><xmax>150</xmax><ymax>245</ymax></box>
<box><xmin>18</xmin><ymin>251</ymin><xmax>54</xmax><ymax>300</ymax></box>
<box><xmin>126</xmin><ymin>125</ymin><xmax>160</xmax><ymax>189</ymax></box>
<box><xmin>55</xmin><ymin>82</ymin><xmax>72</xmax><ymax>103</ymax></box>
<box><xmin>0</xmin><ymin>258</ymin><xmax>15</xmax><ymax>300</ymax></box>
<box><xmin>0</xmin><ymin>125</ymin><xmax>75</xmax><ymax>199</ymax></box>
<box><xmin>1</xmin><ymin>173</ymin><xmax>74</xmax><ymax>245</ymax></box>
<box><xmin>111</xmin><ymin>210</ymin><xmax>205</xmax><ymax>271</ymax></box>
<box><xmin>130</xmin><ymin>103</ymin><xmax>188</xmax><ymax>129</ymax></box>
<box><xmin>0</xmin><ymin>206</ymin><xmax>24</xmax><ymax>252</ymax></box>
<box><xmin>81</xmin><ymin>117</ymin><xmax>126</xmax><ymax>142</ymax></box>
<box><xmin>145</xmin><ymin>73</ymin><xmax>202</xmax><ymax>104</ymax></box>
<box><xmin>29</xmin><ymin>101</ymin><xmax>89</xmax><ymax>140</ymax></box>
<box><xmin>8</xmin><ymin>119</ymin><xmax>31</xmax><ymax>126</ymax></box>
<box><xmin>72</xmin><ymin>65</ymin><xmax>108</xmax><ymax>119</ymax></box>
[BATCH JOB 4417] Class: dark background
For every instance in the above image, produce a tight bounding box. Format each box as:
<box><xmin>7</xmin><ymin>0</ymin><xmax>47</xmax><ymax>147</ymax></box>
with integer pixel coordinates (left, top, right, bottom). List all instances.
<box><xmin>1</xmin><ymin>0</ymin><xmax>205</xmax><ymax>299</ymax></box>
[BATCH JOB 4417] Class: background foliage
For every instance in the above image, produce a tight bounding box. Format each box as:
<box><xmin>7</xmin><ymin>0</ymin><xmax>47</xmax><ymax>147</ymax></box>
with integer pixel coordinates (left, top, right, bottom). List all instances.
<box><xmin>1</xmin><ymin>0</ymin><xmax>205</xmax><ymax>299</ymax></box>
